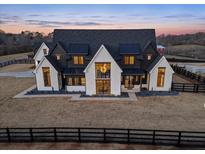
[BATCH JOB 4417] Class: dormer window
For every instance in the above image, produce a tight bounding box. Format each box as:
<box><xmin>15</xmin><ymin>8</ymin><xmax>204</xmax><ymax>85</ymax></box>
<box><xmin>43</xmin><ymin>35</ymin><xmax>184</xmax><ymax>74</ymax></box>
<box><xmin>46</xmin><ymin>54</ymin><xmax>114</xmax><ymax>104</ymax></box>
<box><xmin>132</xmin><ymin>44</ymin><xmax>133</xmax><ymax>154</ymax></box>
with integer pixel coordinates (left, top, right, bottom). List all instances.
<box><xmin>73</xmin><ymin>56</ymin><xmax>84</xmax><ymax>65</ymax></box>
<box><xmin>124</xmin><ymin>56</ymin><xmax>135</xmax><ymax>65</ymax></box>
<box><xmin>55</xmin><ymin>54</ymin><xmax>61</xmax><ymax>60</ymax></box>
<box><xmin>43</xmin><ymin>49</ymin><xmax>48</xmax><ymax>55</ymax></box>
<box><xmin>147</xmin><ymin>54</ymin><xmax>152</xmax><ymax>60</ymax></box>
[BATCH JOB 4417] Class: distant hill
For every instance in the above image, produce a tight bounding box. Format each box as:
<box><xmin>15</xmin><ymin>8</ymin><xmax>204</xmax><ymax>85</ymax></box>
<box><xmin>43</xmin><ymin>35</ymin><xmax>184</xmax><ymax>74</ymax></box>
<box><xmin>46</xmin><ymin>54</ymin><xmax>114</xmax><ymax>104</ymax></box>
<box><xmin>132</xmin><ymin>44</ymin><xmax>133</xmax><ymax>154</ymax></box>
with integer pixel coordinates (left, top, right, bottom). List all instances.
<box><xmin>166</xmin><ymin>44</ymin><xmax>205</xmax><ymax>59</ymax></box>
<box><xmin>157</xmin><ymin>32</ymin><xmax>205</xmax><ymax>46</ymax></box>
<box><xmin>157</xmin><ymin>32</ymin><xmax>205</xmax><ymax>59</ymax></box>
<box><xmin>0</xmin><ymin>29</ymin><xmax>53</xmax><ymax>56</ymax></box>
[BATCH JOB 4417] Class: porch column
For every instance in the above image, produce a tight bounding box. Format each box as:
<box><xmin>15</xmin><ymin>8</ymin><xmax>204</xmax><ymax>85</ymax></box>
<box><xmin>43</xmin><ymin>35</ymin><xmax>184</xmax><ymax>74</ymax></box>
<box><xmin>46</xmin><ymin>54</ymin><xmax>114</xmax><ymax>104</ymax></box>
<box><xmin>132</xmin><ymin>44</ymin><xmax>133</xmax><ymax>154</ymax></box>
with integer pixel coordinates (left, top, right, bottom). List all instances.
<box><xmin>140</xmin><ymin>75</ymin><xmax>143</xmax><ymax>91</ymax></box>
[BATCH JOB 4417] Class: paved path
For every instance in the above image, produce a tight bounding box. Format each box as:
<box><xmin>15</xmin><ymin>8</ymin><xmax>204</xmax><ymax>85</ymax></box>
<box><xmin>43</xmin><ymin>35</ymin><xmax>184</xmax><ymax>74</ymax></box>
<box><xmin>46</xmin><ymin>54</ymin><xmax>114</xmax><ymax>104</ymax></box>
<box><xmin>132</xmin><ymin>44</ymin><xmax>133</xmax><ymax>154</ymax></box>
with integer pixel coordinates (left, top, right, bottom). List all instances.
<box><xmin>0</xmin><ymin>70</ymin><xmax>34</xmax><ymax>78</ymax></box>
<box><xmin>14</xmin><ymin>85</ymin><xmax>137</xmax><ymax>101</ymax></box>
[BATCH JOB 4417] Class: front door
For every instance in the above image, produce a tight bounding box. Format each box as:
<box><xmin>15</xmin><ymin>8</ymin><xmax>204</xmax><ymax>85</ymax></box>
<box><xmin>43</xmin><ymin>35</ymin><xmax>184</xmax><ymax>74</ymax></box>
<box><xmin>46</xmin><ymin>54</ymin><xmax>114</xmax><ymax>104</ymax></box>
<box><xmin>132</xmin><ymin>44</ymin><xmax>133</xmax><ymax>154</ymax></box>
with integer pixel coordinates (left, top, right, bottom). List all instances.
<box><xmin>95</xmin><ymin>63</ymin><xmax>111</xmax><ymax>95</ymax></box>
<box><xmin>96</xmin><ymin>80</ymin><xmax>110</xmax><ymax>95</ymax></box>
<box><xmin>124</xmin><ymin>76</ymin><xmax>134</xmax><ymax>89</ymax></box>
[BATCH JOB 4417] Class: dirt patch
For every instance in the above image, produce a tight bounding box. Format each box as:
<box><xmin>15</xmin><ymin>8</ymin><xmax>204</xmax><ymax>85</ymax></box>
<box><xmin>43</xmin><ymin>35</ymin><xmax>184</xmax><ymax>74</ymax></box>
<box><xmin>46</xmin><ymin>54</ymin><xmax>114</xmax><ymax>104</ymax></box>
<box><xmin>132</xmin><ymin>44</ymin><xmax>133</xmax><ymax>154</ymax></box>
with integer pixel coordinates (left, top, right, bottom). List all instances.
<box><xmin>173</xmin><ymin>74</ymin><xmax>200</xmax><ymax>84</ymax></box>
<box><xmin>0</xmin><ymin>142</ymin><xmax>200</xmax><ymax>150</ymax></box>
<box><xmin>0</xmin><ymin>64</ymin><xmax>34</xmax><ymax>73</ymax></box>
<box><xmin>0</xmin><ymin>76</ymin><xmax>205</xmax><ymax>131</ymax></box>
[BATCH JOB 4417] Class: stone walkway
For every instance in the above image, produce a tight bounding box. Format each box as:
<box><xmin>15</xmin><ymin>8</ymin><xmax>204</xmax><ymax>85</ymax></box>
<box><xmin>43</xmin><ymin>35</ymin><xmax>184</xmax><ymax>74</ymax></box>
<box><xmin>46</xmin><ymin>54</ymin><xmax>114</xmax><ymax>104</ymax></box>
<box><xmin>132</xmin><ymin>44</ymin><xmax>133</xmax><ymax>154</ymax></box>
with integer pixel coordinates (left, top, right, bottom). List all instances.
<box><xmin>0</xmin><ymin>70</ymin><xmax>34</xmax><ymax>78</ymax></box>
<box><xmin>14</xmin><ymin>85</ymin><xmax>137</xmax><ymax>101</ymax></box>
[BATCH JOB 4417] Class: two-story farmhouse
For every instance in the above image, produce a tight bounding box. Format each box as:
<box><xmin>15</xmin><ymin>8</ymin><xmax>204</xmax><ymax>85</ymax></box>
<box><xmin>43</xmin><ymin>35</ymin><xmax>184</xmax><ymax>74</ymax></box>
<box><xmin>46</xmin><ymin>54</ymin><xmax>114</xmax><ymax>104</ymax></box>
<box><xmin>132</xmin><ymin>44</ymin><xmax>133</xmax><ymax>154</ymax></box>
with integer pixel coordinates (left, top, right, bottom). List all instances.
<box><xmin>33</xmin><ymin>29</ymin><xmax>174</xmax><ymax>96</ymax></box>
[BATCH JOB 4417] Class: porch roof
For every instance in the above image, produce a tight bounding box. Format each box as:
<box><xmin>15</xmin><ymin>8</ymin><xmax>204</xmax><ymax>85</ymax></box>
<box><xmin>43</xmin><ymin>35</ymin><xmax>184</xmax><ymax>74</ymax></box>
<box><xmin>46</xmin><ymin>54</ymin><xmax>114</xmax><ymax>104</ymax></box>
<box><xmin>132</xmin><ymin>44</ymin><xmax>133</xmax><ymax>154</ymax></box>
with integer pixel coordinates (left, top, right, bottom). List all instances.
<box><xmin>63</xmin><ymin>68</ymin><xmax>84</xmax><ymax>75</ymax></box>
<box><xmin>122</xmin><ymin>68</ymin><xmax>145</xmax><ymax>75</ymax></box>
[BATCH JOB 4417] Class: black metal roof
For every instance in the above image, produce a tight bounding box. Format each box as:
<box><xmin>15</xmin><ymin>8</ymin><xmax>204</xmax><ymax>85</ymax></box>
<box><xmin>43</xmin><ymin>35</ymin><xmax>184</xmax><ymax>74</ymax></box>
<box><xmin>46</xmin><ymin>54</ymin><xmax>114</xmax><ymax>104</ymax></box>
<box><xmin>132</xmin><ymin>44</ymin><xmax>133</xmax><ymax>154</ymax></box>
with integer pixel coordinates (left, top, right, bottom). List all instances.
<box><xmin>119</xmin><ymin>44</ymin><xmax>141</xmax><ymax>54</ymax></box>
<box><xmin>53</xmin><ymin>29</ymin><xmax>156</xmax><ymax>57</ymax></box>
<box><xmin>68</xmin><ymin>44</ymin><xmax>89</xmax><ymax>55</ymax></box>
<box><xmin>45</xmin><ymin>42</ymin><xmax>55</xmax><ymax>50</ymax></box>
<box><xmin>146</xmin><ymin>55</ymin><xmax>162</xmax><ymax>72</ymax></box>
<box><xmin>122</xmin><ymin>68</ymin><xmax>145</xmax><ymax>75</ymax></box>
<box><xmin>63</xmin><ymin>68</ymin><xmax>84</xmax><ymax>75</ymax></box>
<box><xmin>45</xmin><ymin>55</ymin><xmax>61</xmax><ymax>72</ymax></box>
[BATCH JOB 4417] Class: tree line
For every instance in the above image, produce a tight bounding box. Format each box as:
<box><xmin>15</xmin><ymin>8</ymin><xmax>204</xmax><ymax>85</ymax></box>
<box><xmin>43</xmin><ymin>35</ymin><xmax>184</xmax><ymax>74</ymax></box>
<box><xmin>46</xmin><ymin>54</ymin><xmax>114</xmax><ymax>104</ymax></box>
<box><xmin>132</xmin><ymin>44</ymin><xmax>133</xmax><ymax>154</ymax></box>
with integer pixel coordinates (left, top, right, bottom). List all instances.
<box><xmin>0</xmin><ymin>29</ymin><xmax>53</xmax><ymax>56</ymax></box>
<box><xmin>157</xmin><ymin>32</ymin><xmax>205</xmax><ymax>46</ymax></box>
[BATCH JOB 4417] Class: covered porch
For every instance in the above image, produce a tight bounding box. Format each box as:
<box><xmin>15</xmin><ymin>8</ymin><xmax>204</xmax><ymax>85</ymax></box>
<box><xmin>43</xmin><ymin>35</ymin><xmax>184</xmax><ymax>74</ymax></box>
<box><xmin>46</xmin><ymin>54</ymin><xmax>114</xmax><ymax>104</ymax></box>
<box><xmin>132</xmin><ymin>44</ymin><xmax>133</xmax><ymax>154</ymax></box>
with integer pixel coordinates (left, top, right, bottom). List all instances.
<box><xmin>121</xmin><ymin>68</ymin><xmax>148</xmax><ymax>92</ymax></box>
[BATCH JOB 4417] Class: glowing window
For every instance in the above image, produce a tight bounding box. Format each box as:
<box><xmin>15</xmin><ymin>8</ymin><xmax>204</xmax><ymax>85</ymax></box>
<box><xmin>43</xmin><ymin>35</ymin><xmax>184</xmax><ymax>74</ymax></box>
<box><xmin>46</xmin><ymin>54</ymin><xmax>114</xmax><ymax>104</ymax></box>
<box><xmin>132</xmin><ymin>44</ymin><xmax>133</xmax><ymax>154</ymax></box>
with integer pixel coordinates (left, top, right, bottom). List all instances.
<box><xmin>56</xmin><ymin>54</ymin><xmax>61</xmax><ymax>60</ymax></box>
<box><xmin>157</xmin><ymin>67</ymin><xmax>166</xmax><ymax>87</ymax></box>
<box><xmin>42</xmin><ymin>67</ymin><xmax>51</xmax><ymax>87</ymax></box>
<box><xmin>147</xmin><ymin>54</ymin><xmax>152</xmax><ymax>60</ymax></box>
<box><xmin>124</xmin><ymin>56</ymin><xmax>135</xmax><ymax>65</ymax></box>
<box><xmin>73</xmin><ymin>56</ymin><xmax>84</xmax><ymax>64</ymax></box>
<box><xmin>43</xmin><ymin>49</ymin><xmax>48</xmax><ymax>55</ymax></box>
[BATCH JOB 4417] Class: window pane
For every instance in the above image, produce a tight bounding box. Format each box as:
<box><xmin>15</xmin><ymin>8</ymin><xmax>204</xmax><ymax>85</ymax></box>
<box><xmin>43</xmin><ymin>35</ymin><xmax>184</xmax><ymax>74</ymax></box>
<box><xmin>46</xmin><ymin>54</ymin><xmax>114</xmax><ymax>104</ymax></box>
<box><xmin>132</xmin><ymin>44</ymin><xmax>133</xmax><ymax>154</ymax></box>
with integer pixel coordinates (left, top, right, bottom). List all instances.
<box><xmin>147</xmin><ymin>54</ymin><xmax>152</xmax><ymax>60</ymax></box>
<box><xmin>79</xmin><ymin>56</ymin><xmax>84</xmax><ymax>64</ymax></box>
<box><xmin>81</xmin><ymin>77</ymin><xmax>86</xmax><ymax>85</ymax></box>
<box><xmin>130</xmin><ymin>56</ymin><xmax>135</xmax><ymax>64</ymax></box>
<box><xmin>157</xmin><ymin>67</ymin><xmax>166</xmax><ymax>87</ymax></box>
<box><xmin>74</xmin><ymin>77</ymin><xmax>79</xmax><ymax>85</ymax></box>
<box><xmin>68</xmin><ymin>77</ymin><xmax>73</xmax><ymax>85</ymax></box>
<box><xmin>124</xmin><ymin>56</ymin><xmax>129</xmax><ymax>64</ymax></box>
<box><xmin>43</xmin><ymin>49</ymin><xmax>47</xmax><ymax>55</ymax></box>
<box><xmin>73</xmin><ymin>56</ymin><xmax>79</xmax><ymax>64</ymax></box>
<box><xmin>42</xmin><ymin>67</ymin><xmax>51</xmax><ymax>87</ymax></box>
<box><xmin>96</xmin><ymin>63</ymin><xmax>110</xmax><ymax>79</ymax></box>
<box><xmin>124</xmin><ymin>56</ymin><xmax>135</xmax><ymax>64</ymax></box>
<box><xmin>56</xmin><ymin>54</ymin><xmax>61</xmax><ymax>60</ymax></box>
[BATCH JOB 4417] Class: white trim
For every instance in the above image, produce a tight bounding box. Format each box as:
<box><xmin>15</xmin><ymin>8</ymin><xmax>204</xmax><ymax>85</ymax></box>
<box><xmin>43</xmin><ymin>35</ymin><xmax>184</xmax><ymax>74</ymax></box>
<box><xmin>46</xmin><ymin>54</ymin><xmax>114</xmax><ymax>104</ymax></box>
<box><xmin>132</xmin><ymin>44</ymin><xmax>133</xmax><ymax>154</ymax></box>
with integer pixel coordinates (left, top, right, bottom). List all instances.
<box><xmin>33</xmin><ymin>42</ymin><xmax>48</xmax><ymax>60</ymax></box>
<box><xmin>33</xmin><ymin>57</ymin><xmax>57</xmax><ymax>73</ymax></box>
<box><xmin>83</xmin><ymin>44</ymin><xmax>122</xmax><ymax>73</ymax></box>
<box><xmin>149</xmin><ymin>56</ymin><xmax>174</xmax><ymax>74</ymax></box>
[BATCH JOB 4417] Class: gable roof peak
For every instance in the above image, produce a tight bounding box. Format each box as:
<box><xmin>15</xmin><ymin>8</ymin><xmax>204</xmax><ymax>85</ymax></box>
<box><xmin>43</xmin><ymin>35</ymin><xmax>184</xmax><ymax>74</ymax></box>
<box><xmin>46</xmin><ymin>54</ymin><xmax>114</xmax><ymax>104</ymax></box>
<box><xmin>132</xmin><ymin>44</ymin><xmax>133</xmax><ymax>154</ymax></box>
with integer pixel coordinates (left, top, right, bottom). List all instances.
<box><xmin>84</xmin><ymin>44</ymin><xmax>122</xmax><ymax>73</ymax></box>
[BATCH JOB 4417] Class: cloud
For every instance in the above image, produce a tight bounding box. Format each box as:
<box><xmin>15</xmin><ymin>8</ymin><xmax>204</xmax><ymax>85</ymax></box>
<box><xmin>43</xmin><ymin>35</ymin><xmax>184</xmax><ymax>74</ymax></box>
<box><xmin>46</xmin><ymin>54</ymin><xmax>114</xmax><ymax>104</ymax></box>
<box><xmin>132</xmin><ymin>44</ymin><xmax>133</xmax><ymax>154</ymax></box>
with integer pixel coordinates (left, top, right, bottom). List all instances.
<box><xmin>162</xmin><ymin>14</ymin><xmax>196</xmax><ymax>19</ymax></box>
<box><xmin>28</xmin><ymin>14</ymin><xmax>41</xmax><ymax>17</ymax></box>
<box><xmin>24</xmin><ymin>19</ymin><xmax>109</xmax><ymax>27</ymax></box>
<box><xmin>0</xmin><ymin>14</ymin><xmax>21</xmax><ymax>24</ymax></box>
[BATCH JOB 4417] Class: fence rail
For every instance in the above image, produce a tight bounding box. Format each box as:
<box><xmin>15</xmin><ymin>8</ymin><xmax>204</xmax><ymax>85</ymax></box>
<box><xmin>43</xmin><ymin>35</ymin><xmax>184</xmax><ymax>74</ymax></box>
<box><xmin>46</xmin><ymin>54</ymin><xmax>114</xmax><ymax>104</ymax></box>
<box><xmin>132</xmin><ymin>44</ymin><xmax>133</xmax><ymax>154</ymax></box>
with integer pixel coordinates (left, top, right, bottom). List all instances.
<box><xmin>172</xmin><ymin>83</ymin><xmax>205</xmax><ymax>93</ymax></box>
<box><xmin>0</xmin><ymin>127</ymin><xmax>205</xmax><ymax>147</ymax></box>
<box><xmin>0</xmin><ymin>58</ymin><xmax>34</xmax><ymax>68</ymax></box>
<box><xmin>171</xmin><ymin>64</ymin><xmax>205</xmax><ymax>84</ymax></box>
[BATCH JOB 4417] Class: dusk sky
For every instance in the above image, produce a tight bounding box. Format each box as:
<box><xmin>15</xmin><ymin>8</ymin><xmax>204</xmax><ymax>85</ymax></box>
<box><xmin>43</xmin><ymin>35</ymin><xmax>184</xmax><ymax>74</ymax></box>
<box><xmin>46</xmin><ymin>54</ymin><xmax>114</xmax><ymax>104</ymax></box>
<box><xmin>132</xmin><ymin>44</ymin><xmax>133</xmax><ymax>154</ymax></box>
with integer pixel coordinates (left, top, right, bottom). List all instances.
<box><xmin>0</xmin><ymin>4</ymin><xmax>205</xmax><ymax>35</ymax></box>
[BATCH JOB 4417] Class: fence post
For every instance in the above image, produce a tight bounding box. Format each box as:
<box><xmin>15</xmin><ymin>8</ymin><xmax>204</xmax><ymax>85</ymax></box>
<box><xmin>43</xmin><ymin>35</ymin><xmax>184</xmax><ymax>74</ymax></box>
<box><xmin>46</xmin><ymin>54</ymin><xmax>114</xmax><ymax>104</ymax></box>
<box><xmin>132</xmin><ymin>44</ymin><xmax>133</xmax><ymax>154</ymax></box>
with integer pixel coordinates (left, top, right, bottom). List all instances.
<box><xmin>171</xmin><ymin>82</ymin><xmax>174</xmax><ymax>90</ymax></box>
<box><xmin>196</xmin><ymin>84</ymin><xmax>199</xmax><ymax>93</ymax></box>
<box><xmin>152</xmin><ymin>130</ymin><xmax>156</xmax><ymax>144</ymax></box>
<box><xmin>127</xmin><ymin>129</ymin><xmax>130</xmax><ymax>144</ymax></box>
<box><xmin>29</xmin><ymin>128</ymin><xmax>33</xmax><ymax>142</ymax></box>
<box><xmin>178</xmin><ymin>132</ymin><xmax>181</xmax><ymax>145</ymax></box>
<box><xmin>78</xmin><ymin>128</ymin><xmax>81</xmax><ymax>142</ymax></box>
<box><xmin>54</xmin><ymin>128</ymin><xmax>57</xmax><ymax>141</ymax></box>
<box><xmin>6</xmin><ymin>128</ymin><xmax>10</xmax><ymax>142</ymax></box>
<box><xmin>182</xmin><ymin>83</ymin><xmax>185</xmax><ymax>92</ymax></box>
<box><xmin>103</xmin><ymin>128</ymin><xmax>106</xmax><ymax>143</ymax></box>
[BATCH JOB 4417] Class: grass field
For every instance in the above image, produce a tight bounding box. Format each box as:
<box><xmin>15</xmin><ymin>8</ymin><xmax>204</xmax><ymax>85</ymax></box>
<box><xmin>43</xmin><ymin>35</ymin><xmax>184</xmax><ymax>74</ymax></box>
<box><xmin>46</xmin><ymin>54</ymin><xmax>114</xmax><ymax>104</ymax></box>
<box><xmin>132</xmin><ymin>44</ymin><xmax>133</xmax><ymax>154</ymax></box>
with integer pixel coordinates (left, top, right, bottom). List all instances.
<box><xmin>166</xmin><ymin>44</ymin><xmax>205</xmax><ymax>59</ymax></box>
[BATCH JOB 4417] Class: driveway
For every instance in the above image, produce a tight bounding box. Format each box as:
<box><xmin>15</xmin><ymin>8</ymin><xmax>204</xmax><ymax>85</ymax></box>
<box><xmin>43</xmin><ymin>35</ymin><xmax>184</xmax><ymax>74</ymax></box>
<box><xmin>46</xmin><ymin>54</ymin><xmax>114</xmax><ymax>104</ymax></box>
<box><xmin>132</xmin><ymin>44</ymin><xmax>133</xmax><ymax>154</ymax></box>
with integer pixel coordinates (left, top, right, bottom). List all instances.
<box><xmin>0</xmin><ymin>70</ymin><xmax>34</xmax><ymax>78</ymax></box>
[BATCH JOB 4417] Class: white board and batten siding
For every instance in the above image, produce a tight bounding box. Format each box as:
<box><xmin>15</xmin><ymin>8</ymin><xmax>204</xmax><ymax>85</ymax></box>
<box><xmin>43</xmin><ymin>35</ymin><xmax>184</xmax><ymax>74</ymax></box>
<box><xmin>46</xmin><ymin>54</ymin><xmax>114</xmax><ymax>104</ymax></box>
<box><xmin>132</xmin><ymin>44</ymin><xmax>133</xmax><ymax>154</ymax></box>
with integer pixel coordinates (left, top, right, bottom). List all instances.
<box><xmin>33</xmin><ymin>42</ymin><xmax>49</xmax><ymax>66</ymax></box>
<box><xmin>148</xmin><ymin>56</ymin><xmax>174</xmax><ymax>91</ymax></box>
<box><xmin>84</xmin><ymin>45</ymin><xmax>122</xmax><ymax>96</ymax></box>
<box><xmin>34</xmin><ymin>57</ymin><xmax>61</xmax><ymax>91</ymax></box>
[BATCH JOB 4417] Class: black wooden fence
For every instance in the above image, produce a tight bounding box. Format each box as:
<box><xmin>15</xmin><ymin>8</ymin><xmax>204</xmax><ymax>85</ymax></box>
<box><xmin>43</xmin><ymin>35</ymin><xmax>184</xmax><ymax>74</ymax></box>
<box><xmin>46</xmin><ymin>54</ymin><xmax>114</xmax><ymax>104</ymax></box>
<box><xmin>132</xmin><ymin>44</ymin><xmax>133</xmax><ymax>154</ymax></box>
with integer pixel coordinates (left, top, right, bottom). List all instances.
<box><xmin>0</xmin><ymin>127</ymin><xmax>205</xmax><ymax>147</ymax></box>
<box><xmin>0</xmin><ymin>58</ymin><xmax>34</xmax><ymax>68</ymax></box>
<box><xmin>171</xmin><ymin>64</ymin><xmax>205</xmax><ymax>84</ymax></box>
<box><xmin>172</xmin><ymin>83</ymin><xmax>205</xmax><ymax>93</ymax></box>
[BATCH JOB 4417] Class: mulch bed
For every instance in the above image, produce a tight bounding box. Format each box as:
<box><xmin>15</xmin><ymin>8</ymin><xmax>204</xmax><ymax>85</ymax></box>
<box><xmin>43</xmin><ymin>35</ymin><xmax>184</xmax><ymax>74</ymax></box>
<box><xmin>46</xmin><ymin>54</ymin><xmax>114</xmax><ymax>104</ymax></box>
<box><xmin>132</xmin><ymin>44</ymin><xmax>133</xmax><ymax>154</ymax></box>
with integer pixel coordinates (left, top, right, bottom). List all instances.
<box><xmin>136</xmin><ymin>91</ymin><xmax>178</xmax><ymax>97</ymax></box>
<box><xmin>80</xmin><ymin>92</ymin><xmax>129</xmax><ymax>98</ymax></box>
<box><xmin>26</xmin><ymin>88</ymin><xmax>84</xmax><ymax>95</ymax></box>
